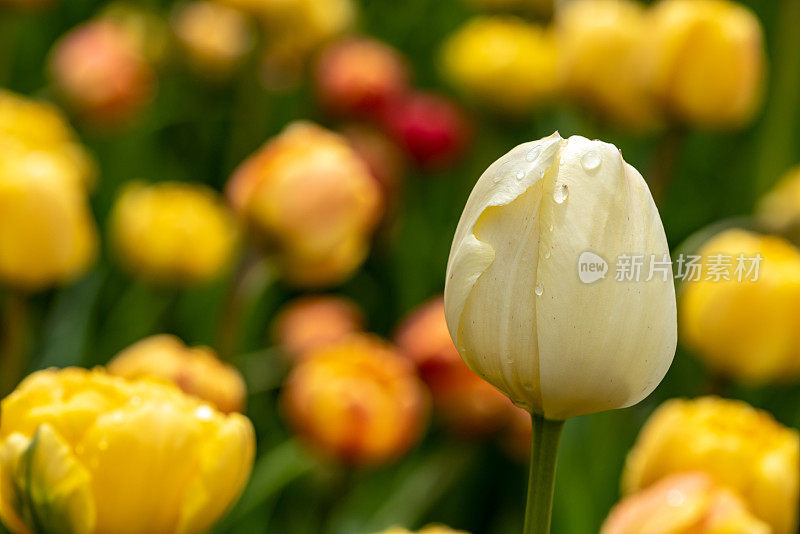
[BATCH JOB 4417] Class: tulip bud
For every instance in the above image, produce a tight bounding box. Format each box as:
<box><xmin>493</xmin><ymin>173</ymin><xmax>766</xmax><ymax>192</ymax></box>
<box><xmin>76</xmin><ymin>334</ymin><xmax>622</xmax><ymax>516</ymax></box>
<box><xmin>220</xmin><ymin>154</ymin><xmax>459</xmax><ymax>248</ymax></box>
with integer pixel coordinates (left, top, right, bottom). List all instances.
<box><xmin>0</xmin><ymin>368</ymin><xmax>255</xmax><ymax>534</ymax></box>
<box><xmin>227</xmin><ymin>122</ymin><xmax>382</xmax><ymax>287</ymax></box>
<box><xmin>109</xmin><ymin>182</ymin><xmax>238</xmax><ymax>285</ymax></box>
<box><xmin>556</xmin><ymin>0</ymin><xmax>660</xmax><ymax>130</ymax></box>
<box><xmin>395</xmin><ymin>296</ymin><xmax>512</xmax><ymax>437</ymax></box>
<box><xmin>273</xmin><ymin>295</ymin><xmax>364</xmax><ymax>361</ymax></box>
<box><xmin>756</xmin><ymin>165</ymin><xmax>800</xmax><ymax>243</ymax></box>
<box><xmin>382</xmin><ymin>92</ymin><xmax>471</xmax><ymax>170</ymax></box>
<box><xmin>314</xmin><ymin>37</ymin><xmax>410</xmax><ymax>118</ymax></box>
<box><xmin>0</xmin><ymin>91</ymin><xmax>98</xmax><ymax>290</ymax></box>
<box><xmin>440</xmin><ymin>16</ymin><xmax>559</xmax><ymax>114</ymax></box>
<box><xmin>283</xmin><ymin>334</ymin><xmax>428</xmax><ymax>466</ymax></box>
<box><xmin>49</xmin><ymin>20</ymin><xmax>155</xmax><ymax>124</ymax></box>
<box><xmin>379</xmin><ymin>526</ymin><xmax>469</xmax><ymax>534</ymax></box>
<box><xmin>679</xmin><ymin>229</ymin><xmax>800</xmax><ymax>384</ymax></box>
<box><xmin>603</xmin><ymin>472</ymin><xmax>770</xmax><ymax>534</ymax></box>
<box><xmin>622</xmin><ymin>397</ymin><xmax>800</xmax><ymax>534</ymax></box>
<box><xmin>108</xmin><ymin>334</ymin><xmax>247</xmax><ymax>413</ymax></box>
<box><xmin>648</xmin><ymin>0</ymin><xmax>765</xmax><ymax>128</ymax></box>
<box><xmin>444</xmin><ymin>132</ymin><xmax>676</xmax><ymax>419</ymax></box>
<box><xmin>172</xmin><ymin>1</ymin><xmax>255</xmax><ymax>78</ymax></box>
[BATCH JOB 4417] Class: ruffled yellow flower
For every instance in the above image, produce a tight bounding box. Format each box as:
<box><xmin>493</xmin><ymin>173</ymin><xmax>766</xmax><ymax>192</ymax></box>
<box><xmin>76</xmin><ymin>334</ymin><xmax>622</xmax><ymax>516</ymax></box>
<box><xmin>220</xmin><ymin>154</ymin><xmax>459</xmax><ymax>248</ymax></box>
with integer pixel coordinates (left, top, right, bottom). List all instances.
<box><xmin>556</xmin><ymin>0</ymin><xmax>659</xmax><ymax>130</ymax></box>
<box><xmin>440</xmin><ymin>16</ymin><xmax>559</xmax><ymax>114</ymax></box>
<box><xmin>108</xmin><ymin>334</ymin><xmax>247</xmax><ymax>413</ymax></box>
<box><xmin>757</xmin><ymin>165</ymin><xmax>800</xmax><ymax>242</ymax></box>
<box><xmin>647</xmin><ymin>0</ymin><xmax>765</xmax><ymax>128</ymax></box>
<box><xmin>0</xmin><ymin>367</ymin><xmax>255</xmax><ymax>534</ymax></box>
<box><xmin>109</xmin><ymin>181</ymin><xmax>238</xmax><ymax>285</ymax></box>
<box><xmin>227</xmin><ymin>122</ymin><xmax>381</xmax><ymax>287</ymax></box>
<box><xmin>0</xmin><ymin>91</ymin><xmax>98</xmax><ymax>290</ymax></box>
<box><xmin>603</xmin><ymin>472</ymin><xmax>770</xmax><ymax>534</ymax></box>
<box><xmin>622</xmin><ymin>397</ymin><xmax>800</xmax><ymax>534</ymax></box>
<box><xmin>679</xmin><ymin>229</ymin><xmax>800</xmax><ymax>384</ymax></box>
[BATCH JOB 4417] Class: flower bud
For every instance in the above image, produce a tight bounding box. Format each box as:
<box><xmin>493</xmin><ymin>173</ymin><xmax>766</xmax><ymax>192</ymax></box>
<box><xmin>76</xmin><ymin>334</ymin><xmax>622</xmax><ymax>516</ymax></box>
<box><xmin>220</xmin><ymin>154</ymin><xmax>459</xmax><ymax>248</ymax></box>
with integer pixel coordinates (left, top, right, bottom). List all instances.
<box><xmin>679</xmin><ymin>229</ymin><xmax>800</xmax><ymax>384</ymax></box>
<box><xmin>273</xmin><ymin>295</ymin><xmax>364</xmax><ymax>361</ymax></box>
<box><xmin>440</xmin><ymin>16</ymin><xmax>559</xmax><ymax>114</ymax></box>
<box><xmin>622</xmin><ymin>396</ymin><xmax>800</xmax><ymax>534</ymax></box>
<box><xmin>314</xmin><ymin>37</ymin><xmax>410</xmax><ymax>118</ymax></box>
<box><xmin>757</xmin><ymin>165</ymin><xmax>800</xmax><ymax>242</ymax></box>
<box><xmin>0</xmin><ymin>368</ymin><xmax>255</xmax><ymax>534</ymax></box>
<box><xmin>0</xmin><ymin>91</ymin><xmax>98</xmax><ymax>290</ymax></box>
<box><xmin>227</xmin><ymin>122</ymin><xmax>382</xmax><ymax>287</ymax></box>
<box><xmin>109</xmin><ymin>182</ymin><xmax>238</xmax><ymax>285</ymax></box>
<box><xmin>172</xmin><ymin>1</ymin><xmax>255</xmax><ymax>78</ymax></box>
<box><xmin>648</xmin><ymin>0</ymin><xmax>765</xmax><ymax>128</ymax></box>
<box><xmin>556</xmin><ymin>0</ymin><xmax>659</xmax><ymax>130</ymax></box>
<box><xmin>603</xmin><ymin>472</ymin><xmax>770</xmax><ymax>534</ymax></box>
<box><xmin>283</xmin><ymin>334</ymin><xmax>428</xmax><ymax>466</ymax></box>
<box><xmin>49</xmin><ymin>20</ymin><xmax>155</xmax><ymax>124</ymax></box>
<box><xmin>382</xmin><ymin>92</ymin><xmax>471</xmax><ymax>170</ymax></box>
<box><xmin>395</xmin><ymin>296</ymin><xmax>512</xmax><ymax>437</ymax></box>
<box><xmin>108</xmin><ymin>334</ymin><xmax>246</xmax><ymax>413</ymax></box>
<box><xmin>444</xmin><ymin>132</ymin><xmax>676</xmax><ymax>419</ymax></box>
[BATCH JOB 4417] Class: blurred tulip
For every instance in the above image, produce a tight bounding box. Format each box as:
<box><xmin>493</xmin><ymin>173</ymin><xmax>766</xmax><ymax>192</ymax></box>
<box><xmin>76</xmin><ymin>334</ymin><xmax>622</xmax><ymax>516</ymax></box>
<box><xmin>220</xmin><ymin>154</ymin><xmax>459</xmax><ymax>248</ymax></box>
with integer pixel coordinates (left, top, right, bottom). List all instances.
<box><xmin>622</xmin><ymin>396</ymin><xmax>799</xmax><ymax>534</ymax></box>
<box><xmin>0</xmin><ymin>91</ymin><xmax>97</xmax><ymax>290</ymax></box>
<box><xmin>679</xmin><ymin>229</ymin><xmax>800</xmax><ymax>384</ymax></box>
<box><xmin>315</xmin><ymin>37</ymin><xmax>410</xmax><ymax>118</ymax></box>
<box><xmin>757</xmin><ymin>165</ymin><xmax>800</xmax><ymax>242</ymax></box>
<box><xmin>110</xmin><ymin>182</ymin><xmax>238</xmax><ymax>285</ymax></box>
<box><xmin>49</xmin><ymin>20</ymin><xmax>155</xmax><ymax>124</ymax></box>
<box><xmin>648</xmin><ymin>0</ymin><xmax>765</xmax><ymax>128</ymax></box>
<box><xmin>172</xmin><ymin>1</ymin><xmax>255</xmax><ymax>77</ymax></box>
<box><xmin>227</xmin><ymin>122</ymin><xmax>381</xmax><ymax>287</ymax></box>
<box><xmin>556</xmin><ymin>0</ymin><xmax>659</xmax><ymax>130</ymax></box>
<box><xmin>0</xmin><ymin>367</ymin><xmax>254</xmax><ymax>534</ymax></box>
<box><xmin>283</xmin><ymin>334</ymin><xmax>428</xmax><ymax>466</ymax></box>
<box><xmin>273</xmin><ymin>295</ymin><xmax>364</xmax><ymax>361</ymax></box>
<box><xmin>395</xmin><ymin>296</ymin><xmax>512</xmax><ymax>437</ymax></box>
<box><xmin>99</xmin><ymin>2</ymin><xmax>170</xmax><ymax>66</ymax></box>
<box><xmin>440</xmin><ymin>16</ymin><xmax>559</xmax><ymax>114</ymax></box>
<box><xmin>444</xmin><ymin>132</ymin><xmax>676</xmax><ymax>419</ymax></box>
<box><xmin>382</xmin><ymin>92</ymin><xmax>471</xmax><ymax>170</ymax></box>
<box><xmin>108</xmin><ymin>334</ymin><xmax>246</xmax><ymax>413</ymax></box>
<box><xmin>603</xmin><ymin>472</ymin><xmax>770</xmax><ymax>534</ymax></box>
<box><xmin>379</xmin><ymin>526</ymin><xmax>469</xmax><ymax>534</ymax></box>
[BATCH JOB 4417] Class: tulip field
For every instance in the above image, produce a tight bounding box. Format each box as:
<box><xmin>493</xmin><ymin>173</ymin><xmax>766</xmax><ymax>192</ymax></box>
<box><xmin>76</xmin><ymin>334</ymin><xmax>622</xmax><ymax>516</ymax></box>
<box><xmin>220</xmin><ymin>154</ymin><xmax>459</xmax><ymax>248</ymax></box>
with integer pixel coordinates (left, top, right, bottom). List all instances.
<box><xmin>1</xmin><ymin>0</ymin><xmax>800</xmax><ymax>533</ymax></box>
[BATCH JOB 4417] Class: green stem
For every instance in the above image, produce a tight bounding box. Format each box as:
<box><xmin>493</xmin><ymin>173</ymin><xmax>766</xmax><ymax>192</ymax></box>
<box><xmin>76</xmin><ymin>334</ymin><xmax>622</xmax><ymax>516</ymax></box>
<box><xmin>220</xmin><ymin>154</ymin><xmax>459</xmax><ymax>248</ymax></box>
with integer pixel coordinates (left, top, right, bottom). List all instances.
<box><xmin>647</xmin><ymin>127</ymin><xmax>685</xmax><ymax>205</ymax></box>
<box><xmin>523</xmin><ymin>413</ymin><xmax>564</xmax><ymax>534</ymax></box>
<box><xmin>1</xmin><ymin>291</ymin><xmax>29</xmax><ymax>397</ymax></box>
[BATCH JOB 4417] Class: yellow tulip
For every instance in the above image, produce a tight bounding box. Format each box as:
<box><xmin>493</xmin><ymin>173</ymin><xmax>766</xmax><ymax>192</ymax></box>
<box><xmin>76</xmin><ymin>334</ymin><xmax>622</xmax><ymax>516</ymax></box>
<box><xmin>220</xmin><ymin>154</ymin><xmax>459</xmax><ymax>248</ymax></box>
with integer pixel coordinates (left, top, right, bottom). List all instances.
<box><xmin>0</xmin><ymin>91</ymin><xmax>97</xmax><ymax>290</ymax></box>
<box><xmin>283</xmin><ymin>334</ymin><xmax>428</xmax><ymax>466</ymax></box>
<box><xmin>622</xmin><ymin>397</ymin><xmax>799</xmax><ymax>534</ymax></box>
<box><xmin>757</xmin><ymin>165</ymin><xmax>800</xmax><ymax>242</ymax></box>
<box><xmin>0</xmin><ymin>367</ymin><xmax>255</xmax><ymax>534</ymax></box>
<box><xmin>108</xmin><ymin>334</ymin><xmax>246</xmax><ymax>413</ymax></box>
<box><xmin>444</xmin><ymin>132</ymin><xmax>676</xmax><ymax>419</ymax></box>
<box><xmin>227</xmin><ymin>122</ymin><xmax>381</xmax><ymax>287</ymax></box>
<box><xmin>603</xmin><ymin>472</ymin><xmax>770</xmax><ymax>534</ymax></box>
<box><xmin>647</xmin><ymin>0</ymin><xmax>765</xmax><ymax>128</ymax></box>
<box><xmin>440</xmin><ymin>16</ymin><xmax>559</xmax><ymax>114</ymax></box>
<box><xmin>679</xmin><ymin>229</ymin><xmax>800</xmax><ymax>384</ymax></box>
<box><xmin>556</xmin><ymin>0</ymin><xmax>659</xmax><ymax>130</ymax></box>
<box><xmin>109</xmin><ymin>181</ymin><xmax>238</xmax><ymax>285</ymax></box>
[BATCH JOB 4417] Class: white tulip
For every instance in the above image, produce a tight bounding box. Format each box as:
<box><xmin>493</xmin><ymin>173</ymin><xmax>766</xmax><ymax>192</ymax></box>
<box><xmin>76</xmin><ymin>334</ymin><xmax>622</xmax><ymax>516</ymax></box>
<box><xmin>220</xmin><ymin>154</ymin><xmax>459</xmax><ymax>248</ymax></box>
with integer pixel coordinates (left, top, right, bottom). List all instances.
<box><xmin>444</xmin><ymin>132</ymin><xmax>676</xmax><ymax>420</ymax></box>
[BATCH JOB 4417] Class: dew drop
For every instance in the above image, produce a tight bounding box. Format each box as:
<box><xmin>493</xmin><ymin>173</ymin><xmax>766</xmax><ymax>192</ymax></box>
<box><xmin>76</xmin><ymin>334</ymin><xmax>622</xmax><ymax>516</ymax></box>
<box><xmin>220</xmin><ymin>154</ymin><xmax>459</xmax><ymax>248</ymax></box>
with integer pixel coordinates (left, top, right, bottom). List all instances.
<box><xmin>553</xmin><ymin>184</ymin><xmax>569</xmax><ymax>204</ymax></box>
<box><xmin>581</xmin><ymin>150</ymin><xmax>601</xmax><ymax>171</ymax></box>
<box><xmin>526</xmin><ymin>146</ymin><xmax>541</xmax><ymax>162</ymax></box>
<box><xmin>544</xmin><ymin>251</ymin><xmax>551</xmax><ymax>259</ymax></box>
<box><xmin>534</xmin><ymin>283</ymin><xmax>544</xmax><ymax>296</ymax></box>
<box><xmin>548</xmin><ymin>224</ymin><xmax>554</xmax><ymax>232</ymax></box>
<box><xmin>516</xmin><ymin>170</ymin><xmax>525</xmax><ymax>180</ymax></box>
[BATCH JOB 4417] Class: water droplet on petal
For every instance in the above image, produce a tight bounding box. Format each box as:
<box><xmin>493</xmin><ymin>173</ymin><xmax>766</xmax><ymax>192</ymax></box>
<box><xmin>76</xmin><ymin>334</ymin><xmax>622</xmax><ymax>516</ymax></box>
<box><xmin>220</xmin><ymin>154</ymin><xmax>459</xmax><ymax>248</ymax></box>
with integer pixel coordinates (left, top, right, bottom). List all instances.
<box><xmin>553</xmin><ymin>184</ymin><xmax>569</xmax><ymax>204</ymax></box>
<box><xmin>581</xmin><ymin>150</ymin><xmax>601</xmax><ymax>171</ymax></box>
<box><xmin>526</xmin><ymin>146</ymin><xmax>541</xmax><ymax>162</ymax></box>
<box><xmin>535</xmin><ymin>283</ymin><xmax>544</xmax><ymax>296</ymax></box>
<box><xmin>548</xmin><ymin>224</ymin><xmax>554</xmax><ymax>232</ymax></box>
<box><xmin>544</xmin><ymin>251</ymin><xmax>551</xmax><ymax>259</ymax></box>
<box><xmin>516</xmin><ymin>170</ymin><xmax>525</xmax><ymax>180</ymax></box>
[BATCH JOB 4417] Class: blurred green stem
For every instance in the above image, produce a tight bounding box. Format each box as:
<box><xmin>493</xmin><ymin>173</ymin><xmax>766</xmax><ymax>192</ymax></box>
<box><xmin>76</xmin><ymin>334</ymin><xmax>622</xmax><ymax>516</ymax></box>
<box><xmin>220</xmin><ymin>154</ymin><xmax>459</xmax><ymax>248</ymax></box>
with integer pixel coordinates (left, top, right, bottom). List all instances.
<box><xmin>216</xmin><ymin>250</ymin><xmax>275</xmax><ymax>360</ymax></box>
<box><xmin>648</xmin><ymin>128</ymin><xmax>685</xmax><ymax>204</ymax></box>
<box><xmin>523</xmin><ymin>413</ymin><xmax>564</xmax><ymax>534</ymax></box>
<box><xmin>1</xmin><ymin>291</ymin><xmax>28</xmax><ymax>396</ymax></box>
